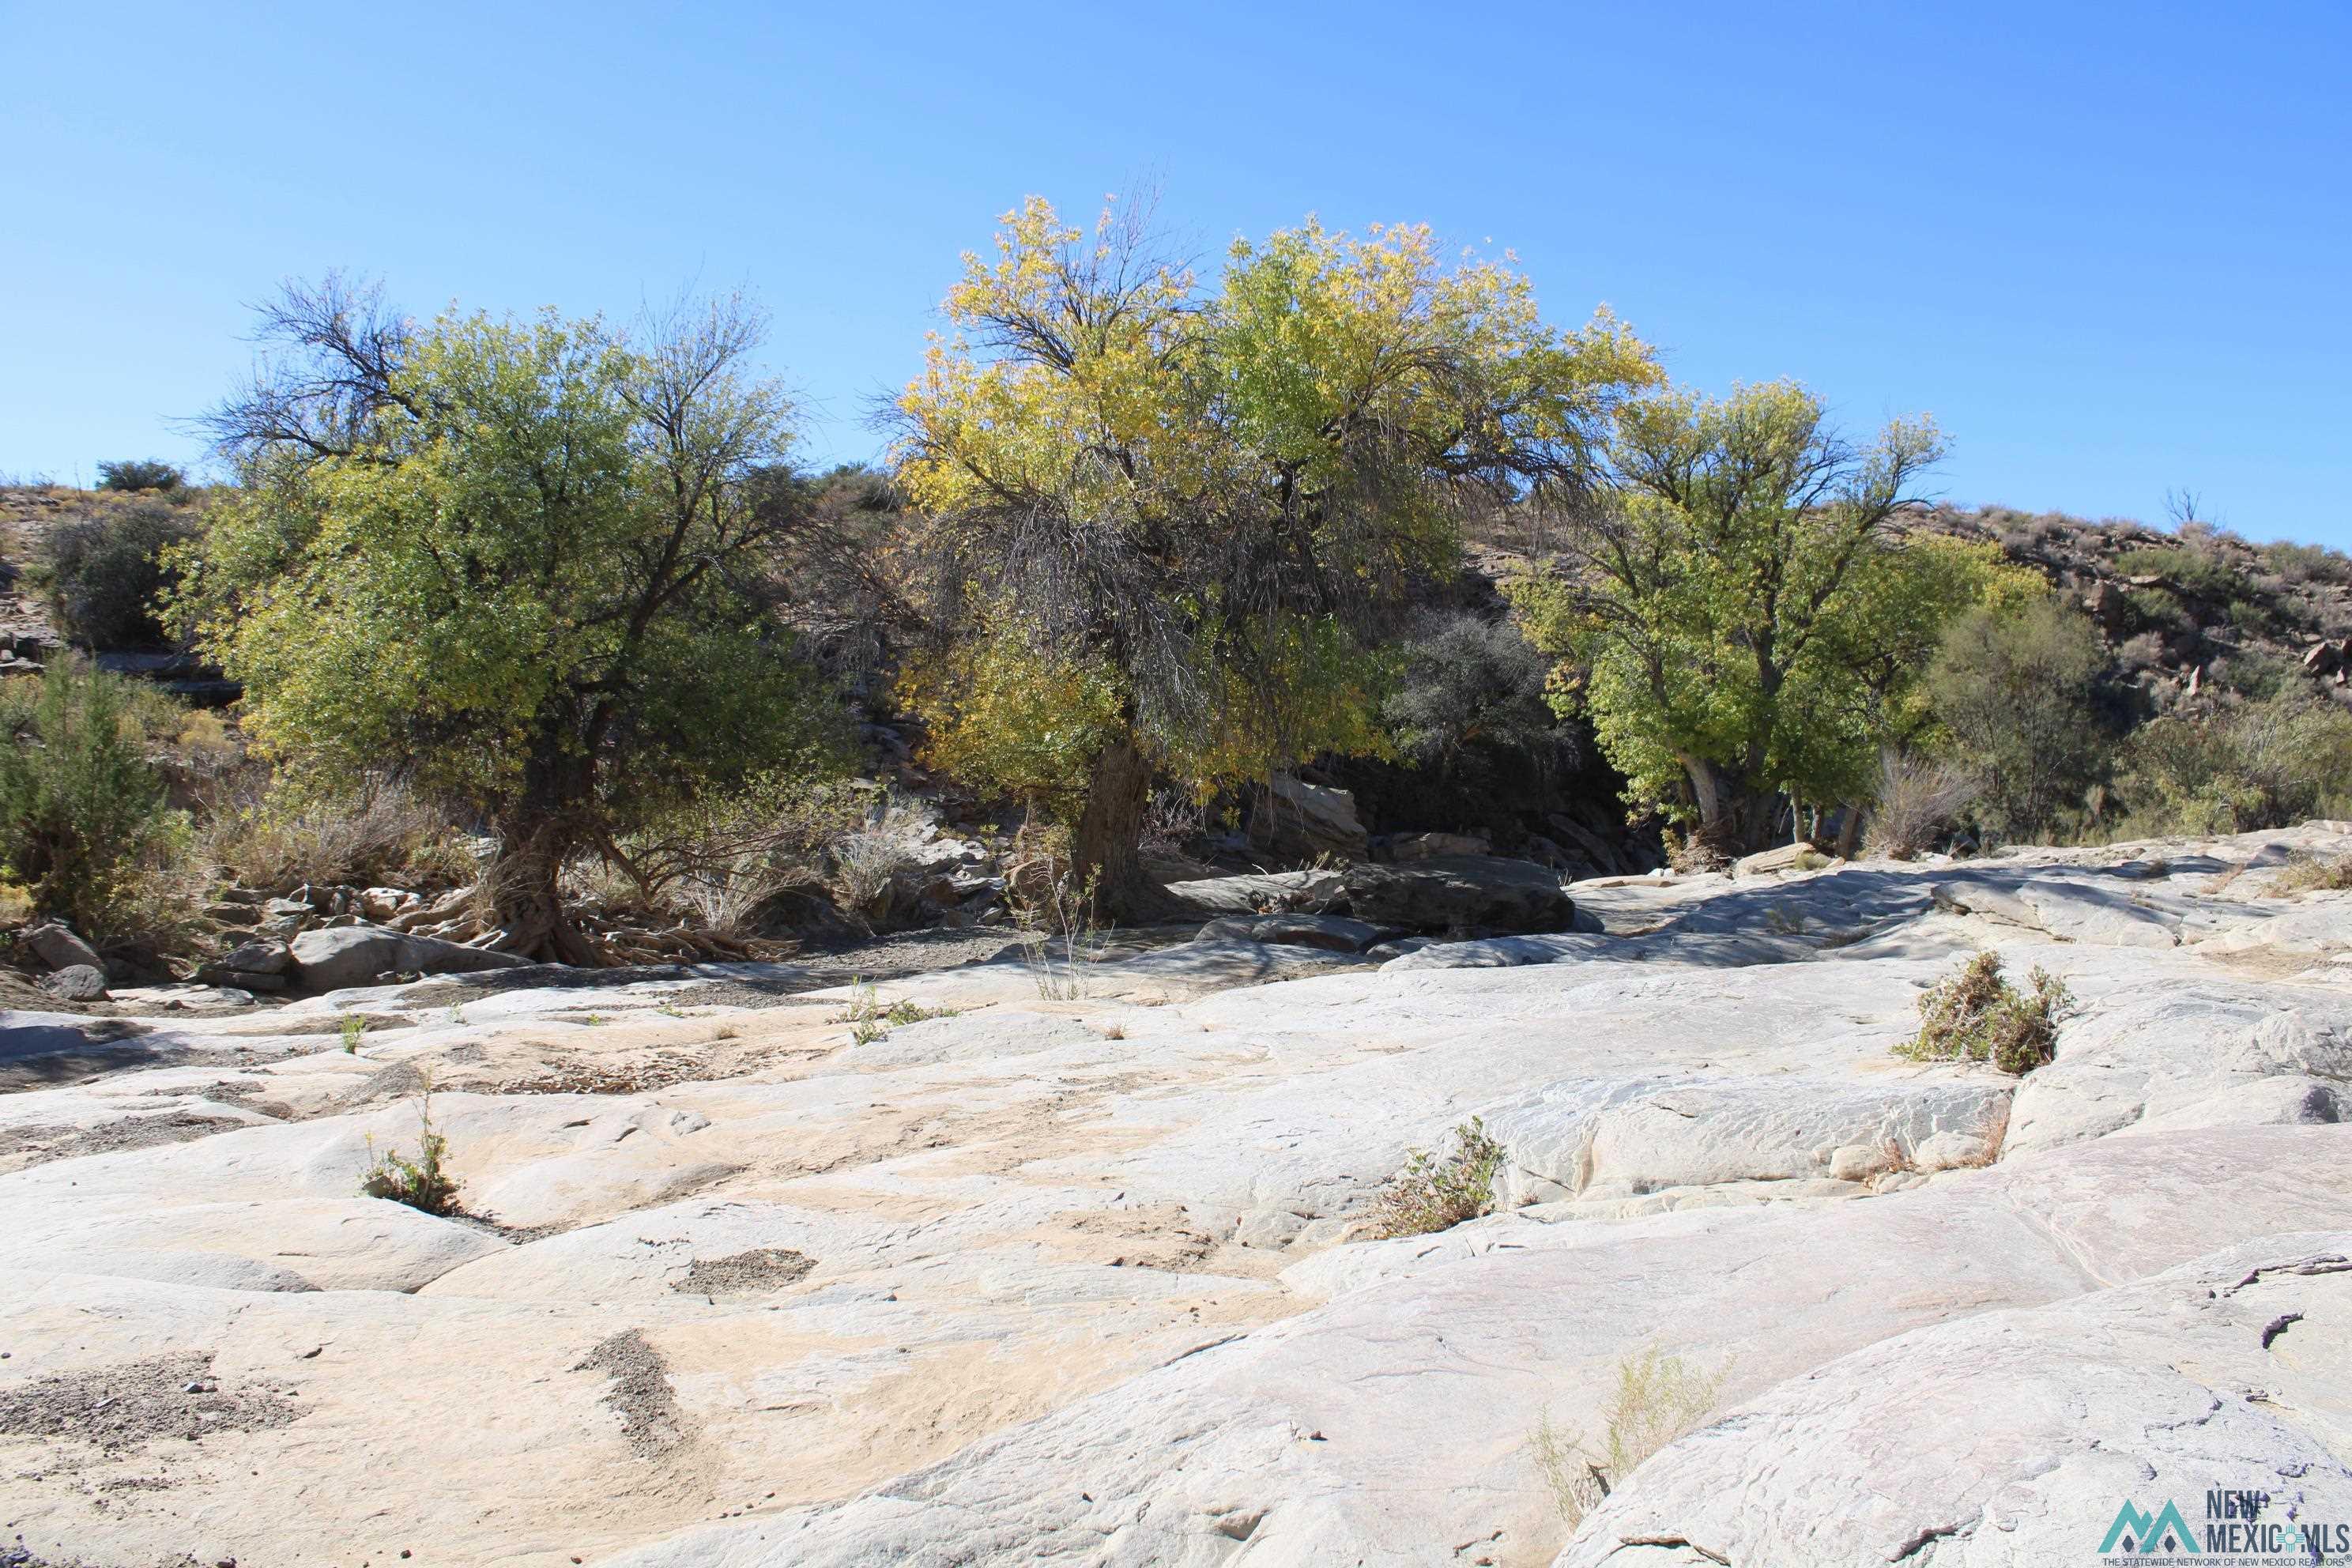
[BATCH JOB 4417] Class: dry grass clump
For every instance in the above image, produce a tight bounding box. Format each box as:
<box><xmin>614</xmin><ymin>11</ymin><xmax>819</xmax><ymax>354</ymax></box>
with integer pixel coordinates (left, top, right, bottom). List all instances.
<box><xmin>1894</xmin><ymin>951</ymin><xmax>2075</xmax><ymax>1075</ymax></box>
<box><xmin>202</xmin><ymin>774</ymin><xmax>477</xmax><ymax>894</ymax></box>
<box><xmin>1867</xmin><ymin>748</ymin><xmax>1979</xmax><ymax>860</ymax></box>
<box><xmin>1372</xmin><ymin>1117</ymin><xmax>1506</xmax><ymax>1238</ymax></box>
<box><xmin>1532</xmin><ymin>1347</ymin><xmax>1729</xmax><ymax>1528</ymax></box>
<box><xmin>2267</xmin><ymin>851</ymin><xmax>2352</xmax><ymax>896</ymax></box>
<box><xmin>827</xmin><ymin>802</ymin><xmax>933</xmax><ymax>924</ymax></box>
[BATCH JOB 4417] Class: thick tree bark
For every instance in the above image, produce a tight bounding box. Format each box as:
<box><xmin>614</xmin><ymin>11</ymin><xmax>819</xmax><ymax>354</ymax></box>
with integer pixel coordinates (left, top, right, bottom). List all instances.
<box><xmin>486</xmin><ymin>816</ymin><xmax>601</xmax><ymax>967</ymax></box>
<box><xmin>1683</xmin><ymin>756</ymin><xmax>1788</xmax><ymax>859</ymax></box>
<box><xmin>1069</xmin><ymin>737</ymin><xmax>1182</xmax><ymax>925</ymax></box>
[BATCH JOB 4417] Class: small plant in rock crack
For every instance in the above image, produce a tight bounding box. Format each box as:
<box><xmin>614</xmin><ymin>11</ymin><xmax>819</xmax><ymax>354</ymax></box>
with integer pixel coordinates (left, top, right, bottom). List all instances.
<box><xmin>1371</xmin><ymin>1117</ymin><xmax>1506</xmax><ymax>1238</ymax></box>
<box><xmin>339</xmin><ymin>1013</ymin><xmax>366</xmax><ymax>1054</ymax></box>
<box><xmin>359</xmin><ymin>1088</ymin><xmax>458</xmax><ymax>1215</ymax></box>
<box><xmin>831</xmin><ymin>978</ymin><xmax>958</xmax><ymax>1044</ymax></box>
<box><xmin>1532</xmin><ymin>1346</ymin><xmax>1730</xmax><ymax>1529</ymax></box>
<box><xmin>1894</xmin><ymin>950</ymin><xmax>2076</xmax><ymax>1075</ymax></box>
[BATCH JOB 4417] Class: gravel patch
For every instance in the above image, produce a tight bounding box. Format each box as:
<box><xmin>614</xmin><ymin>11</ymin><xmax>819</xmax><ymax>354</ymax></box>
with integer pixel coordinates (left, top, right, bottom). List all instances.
<box><xmin>571</xmin><ymin>1329</ymin><xmax>687</xmax><ymax>1458</ymax></box>
<box><xmin>673</xmin><ymin>1248</ymin><xmax>816</xmax><ymax>1296</ymax></box>
<box><xmin>0</xmin><ymin>1353</ymin><xmax>305</xmax><ymax>1450</ymax></box>
<box><xmin>0</xmin><ymin>1114</ymin><xmax>249</xmax><ymax>1170</ymax></box>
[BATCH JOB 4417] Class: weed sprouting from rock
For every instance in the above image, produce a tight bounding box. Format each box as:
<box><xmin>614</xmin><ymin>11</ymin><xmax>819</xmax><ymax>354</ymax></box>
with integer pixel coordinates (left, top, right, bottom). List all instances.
<box><xmin>1532</xmin><ymin>1346</ymin><xmax>1729</xmax><ymax>1528</ymax></box>
<box><xmin>1373</xmin><ymin>1117</ymin><xmax>1506</xmax><ymax>1238</ymax></box>
<box><xmin>1895</xmin><ymin>951</ymin><xmax>2075</xmax><ymax>1075</ymax></box>
<box><xmin>359</xmin><ymin>1091</ymin><xmax>458</xmax><ymax>1214</ymax></box>
<box><xmin>831</xmin><ymin>977</ymin><xmax>957</xmax><ymax>1043</ymax></box>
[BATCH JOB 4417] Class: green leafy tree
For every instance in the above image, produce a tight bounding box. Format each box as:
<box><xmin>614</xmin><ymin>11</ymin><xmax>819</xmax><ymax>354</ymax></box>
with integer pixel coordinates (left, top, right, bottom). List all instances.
<box><xmin>893</xmin><ymin>198</ymin><xmax>1657</xmax><ymax>917</ymax></box>
<box><xmin>175</xmin><ymin>279</ymin><xmax>849</xmax><ymax>963</ymax></box>
<box><xmin>96</xmin><ymin>458</ymin><xmax>187</xmax><ymax>493</ymax></box>
<box><xmin>1510</xmin><ymin>383</ymin><xmax>2023</xmax><ymax>853</ymax></box>
<box><xmin>1926</xmin><ymin>597</ymin><xmax>2111</xmax><ymax>839</ymax></box>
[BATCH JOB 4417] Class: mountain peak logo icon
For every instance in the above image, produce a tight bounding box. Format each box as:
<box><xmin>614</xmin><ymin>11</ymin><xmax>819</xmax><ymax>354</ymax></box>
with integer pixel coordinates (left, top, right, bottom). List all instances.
<box><xmin>2101</xmin><ymin>1498</ymin><xmax>2201</xmax><ymax>1555</ymax></box>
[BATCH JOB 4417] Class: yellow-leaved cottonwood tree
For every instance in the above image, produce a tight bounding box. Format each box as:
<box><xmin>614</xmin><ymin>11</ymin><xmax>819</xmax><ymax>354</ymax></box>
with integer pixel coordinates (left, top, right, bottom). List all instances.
<box><xmin>892</xmin><ymin>197</ymin><xmax>1658</xmax><ymax>918</ymax></box>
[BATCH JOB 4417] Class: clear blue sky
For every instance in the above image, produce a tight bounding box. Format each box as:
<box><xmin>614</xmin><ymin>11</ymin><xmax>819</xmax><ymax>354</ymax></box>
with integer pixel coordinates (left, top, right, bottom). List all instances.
<box><xmin>5</xmin><ymin>2</ymin><xmax>2346</xmax><ymax>545</ymax></box>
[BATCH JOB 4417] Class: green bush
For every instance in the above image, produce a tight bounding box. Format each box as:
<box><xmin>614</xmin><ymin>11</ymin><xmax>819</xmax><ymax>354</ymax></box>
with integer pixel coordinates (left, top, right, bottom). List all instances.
<box><xmin>2107</xmin><ymin>691</ymin><xmax>2352</xmax><ymax>837</ymax></box>
<box><xmin>95</xmin><ymin>458</ymin><xmax>187</xmax><ymax>493</ymax></box>
<box><xmin>1895</xmin><ymin>952</ymin><xmax>2074</xmax><ymax>1075</ymax></box>
<box><xmin>1926</xmin><ymin>598</ymin><xmax>2110</xmax><ymax>841</ymax></box>
<box><xmin>1383</xmin><ymin>612</ymin><xmax>1567</xmax><ymax>769</ymax></box>
<box><xmin>0</xmin><ymin>664</ymin><xmax>187</xmax><ymax>939</ymax></box>
<box><xmin>41</xmin><ymin>498</ymin><xmax>199</xmax><ymax>650</ymax></box>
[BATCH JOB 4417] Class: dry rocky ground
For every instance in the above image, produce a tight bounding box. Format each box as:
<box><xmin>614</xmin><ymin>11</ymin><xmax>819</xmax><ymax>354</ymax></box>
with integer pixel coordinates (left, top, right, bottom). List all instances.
<box><xmin>0</xmin><ymin>829</ymin><xmax>2348</xmax><ymax>1566</ymax></box>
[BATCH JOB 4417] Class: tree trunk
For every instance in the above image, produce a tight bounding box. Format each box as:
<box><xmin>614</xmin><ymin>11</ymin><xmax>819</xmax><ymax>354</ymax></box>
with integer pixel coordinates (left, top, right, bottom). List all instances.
<box><xmin>1834</xmin><ymin>803</ymin><xmax>1864</xmax><ymax>858</ymax></box>
<box><xmin>486</xmin><ymin>816</ymin><xmax>601</xmax><ymax>967</ymax></box>
<box><xmin>1069</xmin><ymin>736</ymin><xmax>1179</xmax><ymax>925</ymax></box>
<box><xmin>1680</xmin><ymin>756</ymin><xmax>1795</xmax><ymax>861</ymax></box>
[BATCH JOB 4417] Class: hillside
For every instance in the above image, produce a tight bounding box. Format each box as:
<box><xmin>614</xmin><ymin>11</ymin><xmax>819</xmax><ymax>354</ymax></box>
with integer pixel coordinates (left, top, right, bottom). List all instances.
<box><xmin>1913</xmin><ymin>502</ymin><xmax>2352</xmax><ymax>703</ymax></box>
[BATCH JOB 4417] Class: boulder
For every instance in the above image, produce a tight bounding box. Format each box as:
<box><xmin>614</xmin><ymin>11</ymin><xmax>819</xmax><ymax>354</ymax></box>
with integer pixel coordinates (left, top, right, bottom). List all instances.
<box><xmin>217</xmin><ymin>940</ymin><xmax>293</xmax><ymax>977</ymax></box>
<box><xmin>359</xmin><ymin>887</ymin><xmax>420</xmax><ymax>921</ymax></box>
<box><xmin>287</xmin><ymin>924</ymin><xmax>533</xmax><ymax>993</ymax></box>
<box><xmin>1732</xmin><ymin>840</ymin><xmax>1823</xmax><ymax>877</ymax></box>
<box><xmin>40</xmin><ymin>964</ymin><xmax>109</xmax><ymax>1002</ymax></box>
<box><xmin>1558</xmin><ymin>1234</ymin><xmax>2352</xmax><ymax>1568</ymax></box>
<box><xmin>1329</xmin><ymin>855</ymin><xmax>1575</xmax><ymax>935</ymax></box>
<box><xmin>1389</xmin><ymin>831</ymin><xmax>1489</xmax><ymax>861</ymax></box>
<box><xmin>22</xmin><ymin>921</ymin><xmax>103</xmax><ymax>974</ymax></box>
<box><xmin>1193</xmin><ymin>913</ymin><xmax>1384</xmax><ymax>953</ymax></box>
<box><xmin>1249</xmin><ymin>773</ymin><xmax>1368</xmax><ymax>862</ymax></box>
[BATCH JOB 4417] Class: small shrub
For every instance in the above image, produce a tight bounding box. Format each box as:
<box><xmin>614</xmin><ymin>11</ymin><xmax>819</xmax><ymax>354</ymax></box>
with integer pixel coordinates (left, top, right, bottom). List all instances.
<box><xmin>340</xmin><ymin>1015</ymin><xmax>366</xmax><ymax>1054</ymax></box>
<box><xmin>41</xmin><ymin>499</ymin><xmax>200</xmax><ymax>650</ymax></box>
<box><xmin>0</xmin><ymin>663</ymin><xmax>190</xmax><ymax>939</ymax></box>
<box><xmin>2268</xmin><ymin>852</ymin><xmax>2352</xmax><ymax>896</ymax></box>
<box><xmin>1532</xmin><ymin>1347</ymin><xmax>1729</xmax><ymax>1528</ymax></box>
<box><xmin>1372</xmin><ymin>1117</ymin><xmax>1506</xmax><ymax>1238</ymax></box>
<box><xmin>96</xmin><ymin>459</ymin><xmax>187</xmax><ymax>493</ymax></box>
<box><xmin>359</xmin><ymin>1095</ymin><xmax>458</xmax><ymax>1214</ymax></box>
<box><xmin>1895</xmin><ymin>952</ymin><xmax>2075</xmax><ymax>1075</ymax></box>
<box><xmin>1139</xmin><ymin>787</ymin><xmax>1210</xmax><ymax>862</ymax></box>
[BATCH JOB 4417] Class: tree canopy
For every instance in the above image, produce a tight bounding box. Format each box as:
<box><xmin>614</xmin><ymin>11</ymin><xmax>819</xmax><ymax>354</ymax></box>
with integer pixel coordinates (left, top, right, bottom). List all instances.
<box><xmin>172</xmin><ymin>280</ymin><xmax>848</xmax><ymax>961</ymax></box>
<box><xmin>891</xmin><ymin>198</ymin><xmax>1657</xmax><ymax>914</ymax></box>
<box><xmin>1510</xmin><ymin>381</ymin><xmax>2035</xmax><ymax>853</ymax></box>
